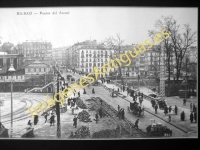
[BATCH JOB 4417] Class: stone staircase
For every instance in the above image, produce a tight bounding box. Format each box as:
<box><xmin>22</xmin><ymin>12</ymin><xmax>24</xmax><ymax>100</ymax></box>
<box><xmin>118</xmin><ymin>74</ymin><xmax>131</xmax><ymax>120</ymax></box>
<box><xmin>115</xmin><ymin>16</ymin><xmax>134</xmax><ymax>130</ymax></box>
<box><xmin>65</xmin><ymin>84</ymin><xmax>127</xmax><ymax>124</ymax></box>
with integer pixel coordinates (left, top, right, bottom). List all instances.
<box><xmin>27</xmin><ymin>82</ymin><xmax>56</xmax><ymax>93</ymax></box>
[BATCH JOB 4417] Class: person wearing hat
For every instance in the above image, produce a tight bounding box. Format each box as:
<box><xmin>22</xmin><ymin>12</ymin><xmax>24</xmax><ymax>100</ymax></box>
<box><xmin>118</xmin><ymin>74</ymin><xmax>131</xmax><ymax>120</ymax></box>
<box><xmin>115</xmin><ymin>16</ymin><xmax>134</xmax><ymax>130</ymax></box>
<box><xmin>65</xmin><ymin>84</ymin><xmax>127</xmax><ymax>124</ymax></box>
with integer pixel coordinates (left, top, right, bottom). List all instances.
<box><xmin>73</xmin><ymin>115</ymin><xmax>78</xmax><ymax>128</ymax></box>
<box><xmin>134</xmin><ymin>119</ymin><xmax>139</xmax><ymax>129</ymax></box>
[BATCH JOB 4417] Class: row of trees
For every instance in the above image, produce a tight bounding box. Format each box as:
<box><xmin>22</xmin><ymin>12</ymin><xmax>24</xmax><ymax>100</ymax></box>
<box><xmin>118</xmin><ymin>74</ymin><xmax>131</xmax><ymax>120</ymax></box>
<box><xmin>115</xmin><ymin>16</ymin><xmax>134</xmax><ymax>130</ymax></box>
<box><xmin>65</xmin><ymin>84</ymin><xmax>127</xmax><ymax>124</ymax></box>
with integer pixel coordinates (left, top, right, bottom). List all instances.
<box><xmin>101</xmin><ymin>16</ymin><xmax>197</xmax><ymax>87</ymax></box>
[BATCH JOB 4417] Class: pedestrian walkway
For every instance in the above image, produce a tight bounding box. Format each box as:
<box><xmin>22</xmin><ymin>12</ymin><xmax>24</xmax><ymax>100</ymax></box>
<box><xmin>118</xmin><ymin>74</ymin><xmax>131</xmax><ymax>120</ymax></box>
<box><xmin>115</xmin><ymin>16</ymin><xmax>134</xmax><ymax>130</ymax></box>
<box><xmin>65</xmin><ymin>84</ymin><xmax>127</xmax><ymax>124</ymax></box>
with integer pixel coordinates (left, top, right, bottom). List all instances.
<box><xmin>102</xmin><ymin>82</ymin><xmax>197</xmax><ymax>137</ymax></box>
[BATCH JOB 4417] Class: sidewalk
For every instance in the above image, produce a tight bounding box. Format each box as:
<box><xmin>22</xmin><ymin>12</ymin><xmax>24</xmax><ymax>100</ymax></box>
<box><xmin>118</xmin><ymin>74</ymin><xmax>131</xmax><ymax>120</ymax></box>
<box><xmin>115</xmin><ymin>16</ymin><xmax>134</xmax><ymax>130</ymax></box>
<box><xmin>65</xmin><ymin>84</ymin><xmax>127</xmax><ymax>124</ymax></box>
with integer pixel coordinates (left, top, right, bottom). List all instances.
<box><xmin>102</xmin><ymin>82</ymin><xmax>197</xmax><ymax>137</ymax></box>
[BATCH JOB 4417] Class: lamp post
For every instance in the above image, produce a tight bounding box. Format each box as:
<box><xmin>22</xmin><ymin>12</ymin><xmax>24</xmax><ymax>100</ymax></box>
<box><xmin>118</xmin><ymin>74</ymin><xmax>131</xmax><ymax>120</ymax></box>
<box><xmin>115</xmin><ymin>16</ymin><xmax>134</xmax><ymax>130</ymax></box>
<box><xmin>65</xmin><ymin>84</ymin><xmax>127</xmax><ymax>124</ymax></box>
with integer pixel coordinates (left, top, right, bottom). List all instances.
<box><xmin>55</xmin><ymin>70</ymin><xmax>65</xmax><ymax>138</ymax></box>
<box><xmin>8</xmin><ymin>63</ymin><xmax>15</xmax><ymax>138</ymax></box>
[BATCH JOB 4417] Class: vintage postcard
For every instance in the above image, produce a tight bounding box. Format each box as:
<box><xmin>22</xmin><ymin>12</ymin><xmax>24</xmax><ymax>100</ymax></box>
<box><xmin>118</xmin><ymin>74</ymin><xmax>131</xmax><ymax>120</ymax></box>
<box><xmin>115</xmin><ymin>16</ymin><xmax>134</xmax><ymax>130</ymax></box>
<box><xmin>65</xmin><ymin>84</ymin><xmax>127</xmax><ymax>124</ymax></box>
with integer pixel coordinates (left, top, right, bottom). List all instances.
<box><xmin>0</xmin><ymin>7</ymin><xmax>197</xmax><ymax>139</ymax></box>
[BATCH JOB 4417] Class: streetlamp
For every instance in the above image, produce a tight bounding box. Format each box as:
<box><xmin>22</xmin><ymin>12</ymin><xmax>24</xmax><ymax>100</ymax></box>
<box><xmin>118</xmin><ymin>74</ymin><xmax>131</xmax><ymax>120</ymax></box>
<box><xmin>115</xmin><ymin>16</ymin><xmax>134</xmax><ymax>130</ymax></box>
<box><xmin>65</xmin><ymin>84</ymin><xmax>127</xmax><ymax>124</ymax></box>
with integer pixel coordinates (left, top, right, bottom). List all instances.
<box><xmin>55</xmin><ymin>70</ymin><xmax>65</xmax><ymax>138</ymax></box>
<box><xmin>8</xmin><ymin>63</ymin><xmax>15</xmax><ymax>138</ymax></box>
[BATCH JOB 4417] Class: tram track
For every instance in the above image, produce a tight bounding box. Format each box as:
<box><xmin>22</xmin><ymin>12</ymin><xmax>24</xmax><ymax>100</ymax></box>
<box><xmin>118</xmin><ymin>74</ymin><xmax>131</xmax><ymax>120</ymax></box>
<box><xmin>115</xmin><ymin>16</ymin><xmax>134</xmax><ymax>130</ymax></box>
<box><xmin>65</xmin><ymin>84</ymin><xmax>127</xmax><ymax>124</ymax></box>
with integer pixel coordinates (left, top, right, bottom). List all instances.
<box><xmin>101</xmin><ymin>84</ymin><xmax>188</xmax><ymax>135</ymax></box>
<box><xmin>2</xmin><ymin>99</ymin><xmax>48</xmax><ymax>125</ymax></box>
<box><xmin>91</xmin><ymin>96</ymin><xmax>146</xmax><ymax>138</ymax></box>
<box><xmin>90</xmin><ymin>97</ymin><xmax>122</xmax><ymax>138</ymax></box>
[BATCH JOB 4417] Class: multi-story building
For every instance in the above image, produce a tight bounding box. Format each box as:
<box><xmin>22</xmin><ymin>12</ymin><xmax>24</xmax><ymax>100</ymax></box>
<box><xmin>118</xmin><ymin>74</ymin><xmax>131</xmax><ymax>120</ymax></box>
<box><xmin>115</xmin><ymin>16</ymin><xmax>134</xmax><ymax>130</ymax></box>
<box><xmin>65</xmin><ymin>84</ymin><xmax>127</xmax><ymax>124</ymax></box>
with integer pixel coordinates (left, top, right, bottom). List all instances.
<box><xmin>66</xmin><ymin>40</ymin><xmax>197</xmax><ymax>78</ymax></box>
<box><xmin>17</xmin><ymin>40</ymin><xmax>52</xmax><ymax>63</ymax></box>
<box><xmin>44</xmin><ymin>47</ymin><xmax>67</xmax><ymax>66</ymax></box>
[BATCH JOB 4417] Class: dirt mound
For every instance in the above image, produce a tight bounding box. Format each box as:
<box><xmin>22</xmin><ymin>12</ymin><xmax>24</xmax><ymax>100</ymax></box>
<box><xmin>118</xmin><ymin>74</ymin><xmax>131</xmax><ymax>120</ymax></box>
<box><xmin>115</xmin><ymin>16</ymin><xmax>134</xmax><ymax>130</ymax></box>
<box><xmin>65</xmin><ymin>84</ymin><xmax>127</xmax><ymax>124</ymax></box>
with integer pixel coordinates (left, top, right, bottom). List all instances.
<box><xmin>69</xmin><ymin>126</ymin><xmax>90</xmax><ymax>139</ymax></box>
<box><xmin>77</xmin><ymin>110</ymin><xmax>92</xmax><ymax>122</ymax></box>
<box><xmin>76</xmin><ymin>98</ymin><xmax>87</xmax><ymax>109</ymax></box>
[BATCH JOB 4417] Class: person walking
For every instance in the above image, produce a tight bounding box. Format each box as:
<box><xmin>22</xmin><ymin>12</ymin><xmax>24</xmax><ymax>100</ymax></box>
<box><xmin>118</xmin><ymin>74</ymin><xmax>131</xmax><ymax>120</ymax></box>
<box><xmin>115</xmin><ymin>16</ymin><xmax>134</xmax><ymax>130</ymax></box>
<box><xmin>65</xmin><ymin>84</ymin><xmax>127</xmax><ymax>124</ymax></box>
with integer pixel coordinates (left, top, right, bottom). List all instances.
<box><xmin>73</xmin><ymin>115</ymin><xmax>78</xmax><ymax>128</ymax></box>
<box><xmin>118</xmin><ymin>88</ymin><xmax>119</xmax><ymax>92</ymax></box>
<box><xmin>50</xmin><ymin>113</ymin><xmax>55</xmax><ymax>126</ymax></box>
<box><xmin>174</xmin><ymin>105</ymin><xmax>178</xmax><ymax>115</ymax></box>
<box><xmin>92</xmin><ymin>88</ymin><xmax>95</xmax><ymax>94</ymax></box>
<box><xmin>83</xmin><ymin>89</ymin><xmax>86</xmax><ymax>94</ymax></box>
<box><xmin>139</xmin><ymin>96</ymin><xmax>143</xmax><ymax>106</ymax></box>
<box><xmin>193</xmin><ymin>105</ymin><xmax>196</xmax><ymax>113</ymax></box>
<box><xmin>155</xmin><ymin>104</ymin><xmax>158</xmax><ymax>114</ymax></box>
<box><xmin>168</xmin><ymin>106</ymin><xmax>172</xmax><ymax>114</ymax></box>
<box><xmin>118</xmin><ymin>105</ymin><xmax>120</xmax><ymax>111</ymax></box>
<box><xmin>194</xmin><ymin>112</ymin><xmax>197</xmax><ymax>123</ymax></box>
<box><xmin>78</xmin><ymin>91</ymin><xmax>80</xmax><ymax>97</ymax></box>
<box><xmin>27</xmin><ymin>120</ymin><xmax>32</xmax><ymax>127</ymax></box>
<box><xmin>123</xmin><ymin>85</ymin><xmax>125</xmax><ymax>92</ymax></box>
<box><xmin>164</xmin><ymin>106</ymin><xmax>168</xmax><ymax>115</ymax></box>
<box><xmin>99</xmin><ymin>107</ymin><xmax>103</xmax><ymax>118</ymax></box>
<box><xmin>121</xmin><ymin>109</ymin><xmax>125</xmax><ymax>119</ymax></box>
<box><xmin>44</xmin><ymin>113</ymin><xmax>48</xmax><ymax>123</ymax></box>
<box><xmin>180</xmin><ymin>111</ymin><xmax>185</xmax><ymax>121</ymax></box>
<box><xmin>134</xmin><ymin>119</ymin><xmax>139</xmax><ymax>129</ymax></box>
<box><xmin>95</xmin><ymin>113</ymin><xmax>99</xmax><ymax>124</ymax></box>
<box><xmin>190</xmin><ymin>112</ymin><xmax>194</xmax><ymax>123</ymax></box>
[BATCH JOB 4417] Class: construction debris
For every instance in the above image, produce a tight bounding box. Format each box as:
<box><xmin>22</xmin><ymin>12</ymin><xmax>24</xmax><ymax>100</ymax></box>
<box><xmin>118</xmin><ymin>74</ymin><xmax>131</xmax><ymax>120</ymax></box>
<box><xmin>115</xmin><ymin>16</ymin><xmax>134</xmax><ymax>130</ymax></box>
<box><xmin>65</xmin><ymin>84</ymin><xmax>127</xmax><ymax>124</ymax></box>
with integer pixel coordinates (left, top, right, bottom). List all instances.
<box><xmin>92</xmin><ymin>129</ymin><xmax>116</xmax><ymax>138</ymax></box>
<box><xmin>69</xmin><ymin>126</ymin><xmax>90</xmax><ymax>139</ymax></box>
<box><xmin>76</xmin><ymin>98</ymin><xmax>87</xmax><ymax>109</ymax></box>
<box><xmin>77</xmin><ymin>110</ymin><xmax>92</xmax><ymax>122</ymax></box>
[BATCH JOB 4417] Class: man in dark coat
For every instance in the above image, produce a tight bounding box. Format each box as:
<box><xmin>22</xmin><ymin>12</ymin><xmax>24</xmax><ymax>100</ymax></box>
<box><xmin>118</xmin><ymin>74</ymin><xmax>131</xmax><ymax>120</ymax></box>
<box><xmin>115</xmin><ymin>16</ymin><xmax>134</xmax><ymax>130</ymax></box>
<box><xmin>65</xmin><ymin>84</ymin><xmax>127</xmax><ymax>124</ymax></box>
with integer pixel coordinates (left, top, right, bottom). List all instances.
<box><xmin>164</xmin><ymin>106</ymin><xmax>168</xmax><ymax>115</ymax></box>
<box><xmin>83</xmin><ymin>89</ymin><xmax>86</xmax><ymax>94</ymax></box>
<box><xmin>73</xmin><ymin>115</ymin><xmax>78</xmax><ymax>128</ymax></box>
<box><xmin>194</xmin><ymin>112</ymin><xmax>197</xmax><ymax>123</ymax></box>
<box><xmin>123</xmin><ymin>85</ymin><xmax>125</xmax><ymax>92</ymax></box>
<box><xmin>92</xmin><ymin>88</ymin><xmax>95</xmax><ymax>94</ymax></box>
<box><xmin>118</xmin><ymin>105</ymin><xmax>120</xmax><ymax>111</ymax></box>
<box><xmin>44</xmin><ymin>113</ymin><xmax>48</xmax><ymax>123</ymax></box>
<box><xmin>50</xmin><ymin>114</ymin><xmax>55</xmax><ymax>126</ymax></box>
<box><xmin>121</xmin><ymin>109</ymin><xmax>125</xmax><ymax>119</ymax></box>
<box><xmin>190</xmin><ymin>112</ymin><xmax>194</xmax><ymax>123</ymax></box>
<box><xmin>78</xmin><ymin>91</ymin><xmax>80</xmax><ymax>97</ymax></box>
<box><xmin>180</xmin><ymin>111</ymin><xmax>185</xmax><ymax>121</ymax></box>
<box><xmin>193</xmin><ymin>105</ymin><xmax>196</xmax><ymax>113</ymax></box>
<box><xmin>139</xmin><ymin>96</ymin><xmax>143</xmax><ymax>106</ymax></box>
<box><xmin>95</xmin><ymin>113</ymin><xmax>99</xmax><ymax>123</ymax></box>
<box><xmin>168</xmin><ymin>106</ymin><xmax>172</xmax><ymax>114</ymax></box>
<box><xmin>155</xmin><ymin>104</ymin><xmax>158</xmax><ymax>114</ymax></box>
<box><xmin>134</xmin><ymin>119</ymin><xmax>139</xmax><ymax>129</ymax></box>
<box><xmin>174</xmin><ymin>105</ymin><xmax>178</xmax><ymax>115</ymax></box>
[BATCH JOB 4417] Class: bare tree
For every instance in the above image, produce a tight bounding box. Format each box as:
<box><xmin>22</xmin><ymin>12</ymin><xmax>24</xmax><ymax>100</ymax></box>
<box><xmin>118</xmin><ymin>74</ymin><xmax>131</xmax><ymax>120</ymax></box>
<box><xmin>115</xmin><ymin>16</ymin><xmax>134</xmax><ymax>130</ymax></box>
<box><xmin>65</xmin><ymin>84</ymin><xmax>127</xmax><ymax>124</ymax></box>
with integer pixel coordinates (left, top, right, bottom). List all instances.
<box><xmin>169</xmin><ymin>23</ymin><xmax>197</xmax><ymax>80</ymax></box>
<box><xmin>104</xmin><ymin>33</ymin><xmax>125</xmax><ymax>86</ymax></box>
<box><xmin>149</xmin><ymin>16</ymin><xmax>196</xmax><ymax>82</ymax></box>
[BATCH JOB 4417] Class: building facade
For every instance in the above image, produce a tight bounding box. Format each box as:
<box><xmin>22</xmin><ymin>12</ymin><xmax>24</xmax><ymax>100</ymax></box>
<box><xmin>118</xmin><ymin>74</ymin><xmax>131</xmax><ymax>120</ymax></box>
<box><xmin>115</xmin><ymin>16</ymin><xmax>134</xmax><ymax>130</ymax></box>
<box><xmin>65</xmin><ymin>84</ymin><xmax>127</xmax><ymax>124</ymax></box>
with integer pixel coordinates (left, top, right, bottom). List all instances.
<box><xmin>17</xmin><ymin>40</ymin><xmax>52</xmax><ymax>63</ymax></box>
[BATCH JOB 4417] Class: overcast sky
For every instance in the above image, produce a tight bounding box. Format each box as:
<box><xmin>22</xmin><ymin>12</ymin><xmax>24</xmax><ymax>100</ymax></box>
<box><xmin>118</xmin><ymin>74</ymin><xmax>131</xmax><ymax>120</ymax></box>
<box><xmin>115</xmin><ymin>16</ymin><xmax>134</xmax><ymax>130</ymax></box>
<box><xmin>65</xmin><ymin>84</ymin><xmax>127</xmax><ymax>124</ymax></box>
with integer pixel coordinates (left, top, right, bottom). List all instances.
<box><xmin>0</xmin><ymin>7</ymin><xmax>198</xmax><ymax>48</ymax></box>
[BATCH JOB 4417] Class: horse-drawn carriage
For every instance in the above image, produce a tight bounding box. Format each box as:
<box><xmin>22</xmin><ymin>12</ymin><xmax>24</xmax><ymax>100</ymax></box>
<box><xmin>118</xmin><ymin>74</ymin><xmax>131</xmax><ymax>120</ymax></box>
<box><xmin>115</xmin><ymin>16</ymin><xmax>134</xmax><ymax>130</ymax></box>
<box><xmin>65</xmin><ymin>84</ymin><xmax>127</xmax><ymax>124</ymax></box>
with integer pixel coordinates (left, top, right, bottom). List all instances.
<box><xmin>146</xmin><ymin>119</ymin><xmax>172</xmax><ymax>137</ymax></box>
<box><xmin>128</xmin><ymin>101</ymin><xmax>144</xmax><ymax>116</ymax></box>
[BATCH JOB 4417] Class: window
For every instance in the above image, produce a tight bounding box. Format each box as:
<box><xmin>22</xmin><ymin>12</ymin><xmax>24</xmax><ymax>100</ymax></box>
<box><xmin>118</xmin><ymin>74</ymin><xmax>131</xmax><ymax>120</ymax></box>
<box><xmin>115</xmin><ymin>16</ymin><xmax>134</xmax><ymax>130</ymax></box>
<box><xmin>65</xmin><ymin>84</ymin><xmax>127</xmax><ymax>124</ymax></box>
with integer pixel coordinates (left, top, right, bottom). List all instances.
<box><xmin>28</xmin><ymin>68</ymin><xmax>31</xmax><ymax>72</ymax></box>
<box><xmin>90</xmin><ymin>68</ymin><xmax>92</xmax><ymax>72</ymax></box>
<box><xmin>44</xmin><ymin>68</ymin><xmax>46</xmax><ymax>72</ymax></box>
<box><xmin>34</xmin><ymin>68</ymin><xmax>36</xmax><ymax>72</ymax></box>
<box><xmin>39</xmin><ymin>68</ymin><xmax>41</xmax><ymax>72</ymax></box>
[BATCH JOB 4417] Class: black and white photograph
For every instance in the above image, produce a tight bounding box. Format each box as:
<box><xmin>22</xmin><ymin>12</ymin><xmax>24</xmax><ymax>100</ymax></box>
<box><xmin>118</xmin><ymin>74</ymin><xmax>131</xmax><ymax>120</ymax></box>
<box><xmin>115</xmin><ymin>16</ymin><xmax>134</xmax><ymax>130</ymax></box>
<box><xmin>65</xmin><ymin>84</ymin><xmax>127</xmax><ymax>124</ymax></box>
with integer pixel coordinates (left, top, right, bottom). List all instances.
<box><xmin>0</xmin><ymin>7</ymin><xmax>198</xmax><ymax>139</ymax></box>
